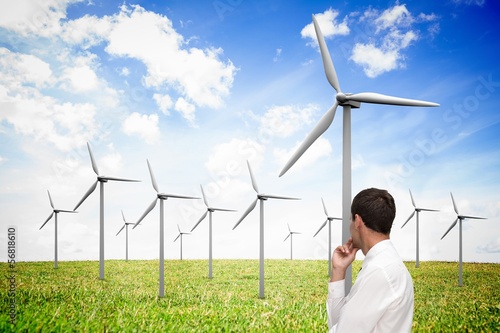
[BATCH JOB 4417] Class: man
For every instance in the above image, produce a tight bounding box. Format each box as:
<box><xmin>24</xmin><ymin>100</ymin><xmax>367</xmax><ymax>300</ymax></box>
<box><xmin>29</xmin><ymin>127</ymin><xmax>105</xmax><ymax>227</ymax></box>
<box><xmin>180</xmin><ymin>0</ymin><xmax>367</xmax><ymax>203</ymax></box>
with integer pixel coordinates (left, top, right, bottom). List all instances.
<box><xmin>327</xmin><ymin>188</ymin><xmax>414</xmax><ymax>332</ymax></box>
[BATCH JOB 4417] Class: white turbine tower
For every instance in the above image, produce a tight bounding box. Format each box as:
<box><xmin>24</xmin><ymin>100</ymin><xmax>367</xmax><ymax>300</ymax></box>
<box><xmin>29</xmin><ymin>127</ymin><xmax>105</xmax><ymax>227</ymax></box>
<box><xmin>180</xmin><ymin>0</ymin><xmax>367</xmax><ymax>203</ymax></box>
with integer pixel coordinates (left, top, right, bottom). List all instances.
<box><xmin>191</xmin><ymin>184</ymin><xmax>235</xmax><ymax>278</ymax></box>
<box><xmin>39</xmin><ymin>190</ymin><xmax>77</xmax><ymax>269</ymax></box>
<box><xmin>283</xmin><ymin>223</ymin><xmax>301</xmax><ymax>260</ymax></box>
<box><xmin>279</xmin><ymin>14</ymin><xmax>439</xmax><ymax>293</ymax></box>
<box><xmin>173</xmin><ymin>224</ymin><xmax>190</xmax><ymax>260</ymax></box>
<box><xmin>400</xmin><ymin>189</ymin><xmax>439</xmax><ymax>268</ymax></box>
<box><xmin>133</xmin><ymin>159</ymin><xmax>199</xmax><ymax>298</ymax></box>
<box><xmin>441</xmin><ymin>192</ymin><xmax>486</xmax><ymax>286</ymax></box>
<box><xmin>313</xmin><ymin>198</ymin><xmax>341</xmax><ymax>276</ymax></box>
<box><xmin>233</xmin><ymin>160</ymin><xmax>300</xmax><ymax>299</ymax></box>
<box><xmin>116</xmin><ymin>210</ymin><xmax>135</xmax><ymax>262</ymax></box>
<box><xmin>73</xmin><ymin>142</ymin><xmax>140</xmax><ymax>280</ymax></box>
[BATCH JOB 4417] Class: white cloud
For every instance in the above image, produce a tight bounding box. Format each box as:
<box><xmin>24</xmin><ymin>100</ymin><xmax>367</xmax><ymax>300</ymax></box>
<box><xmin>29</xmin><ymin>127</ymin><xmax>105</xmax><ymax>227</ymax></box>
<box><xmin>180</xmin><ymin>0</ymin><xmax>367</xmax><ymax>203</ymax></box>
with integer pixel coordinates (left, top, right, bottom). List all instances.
<box><xmin>62</xmin><ymin>63</ymin><xmax>98</xmax><ymax>92</ymax></box>
<box><xmin>153</xmin><ymin>93</ymin><xmax>173</xmax><ymax>115</ymax></box>
<box><xmin>374</xmin><ymin>4</ymin><xmax>412</xmax><ymax>32</ymax></box>
<box><xmin>273</xmin><ymin>48</ymin><xmax>282</xmax><ymax>63</ymax></box>
<box><xmin>477</xmin><ymin>237</ymin><xmax>500</xmax><ymax>253</ymax></box>
<box><xmin>0</xmin><ymin>48</ymin><xmax>53</xmax><ymax>88</ymax></box>
<box><xmin>258</xmin><ymin>104</ymin><xmax>318</xmax><ymax>139</ymax></box>
<box><xmin>174</xmin><ymin>97</ymin><xmax>196</xmax><ymax>127</ymax></box>
<box><xmin>301</xmin><ymin>8</ymin><xmax>350</xmax><ymax>45</ymax></box>
<box><xmin>122</xmin><ymin>112</ymin><xmax>160</xmax><ymax>144</ymax></box>
<box><xmin>350</xmin><ymin>43</ymin><xmax>399</xmax><ymax>78</ymax></box>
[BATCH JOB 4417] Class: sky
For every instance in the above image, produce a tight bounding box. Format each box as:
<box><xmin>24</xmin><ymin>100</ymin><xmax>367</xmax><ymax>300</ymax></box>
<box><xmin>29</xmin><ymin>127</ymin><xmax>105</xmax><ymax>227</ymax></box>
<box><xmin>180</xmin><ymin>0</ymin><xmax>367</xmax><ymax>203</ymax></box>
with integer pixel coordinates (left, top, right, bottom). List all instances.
<box><xmin>1</xmin><ymin>0</ymin><xmax>499</xmax><ymax>266</ymax></box>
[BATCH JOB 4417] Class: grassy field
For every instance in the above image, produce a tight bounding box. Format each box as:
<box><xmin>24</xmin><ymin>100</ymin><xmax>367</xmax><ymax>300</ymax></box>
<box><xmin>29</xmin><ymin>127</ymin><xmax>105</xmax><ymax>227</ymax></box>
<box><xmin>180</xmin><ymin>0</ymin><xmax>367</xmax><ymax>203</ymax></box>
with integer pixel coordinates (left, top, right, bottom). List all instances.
<box><xmin>1</xmin><ymin>259</ymin><xmax>499</xmax><ymax>332</ymax></box>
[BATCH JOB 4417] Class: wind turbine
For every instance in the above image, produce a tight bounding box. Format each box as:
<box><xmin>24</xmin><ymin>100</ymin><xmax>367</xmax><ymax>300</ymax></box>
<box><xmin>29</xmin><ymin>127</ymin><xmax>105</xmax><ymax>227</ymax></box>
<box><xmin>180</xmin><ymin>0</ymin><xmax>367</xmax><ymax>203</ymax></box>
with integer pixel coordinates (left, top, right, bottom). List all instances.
<box><xmin>173</xmin><ymin>224</ymin><xmax>190</xmax><ymax>260</ymax></box>
<box><xmin>283</xmin><ymin>223</ymin><xmax>301</xmax><ymax>260</ymax></box>
<box><xmin>73</xmin><ymin>142</ymin><xmax>140</xmax><ymax>280</ymax></box>
<box><xmin>133</xmin><ymin>159</ymin><xmax>199</xmax><ymax>298</ymax></box>
<box><xmin>233</xmin><ymin>160</ymin><xmax>300</xmax><ymax>299</ymax></box>
<box><xmin>39</xmin><ymin>190</ymin><xmax>77</xmax><ymax>269</ymax></box>
<box><xmin>116</xmin><ymin>210</ymin><xmax>135</xmax><ymax>262</ymax></box>
<box><xmin>400</xmin><ymin>189</ymin><xmax>439</xmax><ymax>268</ymax></box>
<box><xmin>278</xmin><ymin>14</ymin><xmax>439</xmax><ymax>293</ymax></box>
<box><xmin>313</xmin><ymin>198</ymin><xmax>341</xmax><ymax>276</ymax></box>
<box><xmin>441</xmin><ymin>192</ymin><xmax>486</xmax><ymax>286</ymax></box>
<box><xmin>191</xmin><ymin>184</ymin><xmax>235</xmax><ymax>278</ymax></box>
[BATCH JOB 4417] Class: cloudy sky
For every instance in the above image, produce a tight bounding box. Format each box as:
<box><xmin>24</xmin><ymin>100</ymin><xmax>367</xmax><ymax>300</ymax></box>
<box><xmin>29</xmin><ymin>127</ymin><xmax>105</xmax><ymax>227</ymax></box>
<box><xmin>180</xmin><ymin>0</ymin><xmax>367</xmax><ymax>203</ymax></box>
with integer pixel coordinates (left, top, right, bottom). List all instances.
<box><xmin>1</xmin><ymin>0</ymin><xmax>499</xmax><ymax>265</ymax></box>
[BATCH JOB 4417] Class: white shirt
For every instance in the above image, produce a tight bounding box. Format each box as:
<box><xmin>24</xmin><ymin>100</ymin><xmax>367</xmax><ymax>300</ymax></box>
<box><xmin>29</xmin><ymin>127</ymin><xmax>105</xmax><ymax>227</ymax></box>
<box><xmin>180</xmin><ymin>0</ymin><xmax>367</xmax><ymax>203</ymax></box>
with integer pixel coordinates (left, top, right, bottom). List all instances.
<box><xmin>327</xmin><ymin>239</ymin><xmax>414</xmax><ymax>333</ymax></box>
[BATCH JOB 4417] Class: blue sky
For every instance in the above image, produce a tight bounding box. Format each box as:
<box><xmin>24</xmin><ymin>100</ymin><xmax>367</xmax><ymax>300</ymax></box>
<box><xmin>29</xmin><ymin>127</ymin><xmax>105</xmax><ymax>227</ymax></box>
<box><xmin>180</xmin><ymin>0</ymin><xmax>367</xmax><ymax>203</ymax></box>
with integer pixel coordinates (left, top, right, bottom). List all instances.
<box><xmin>1</xmin><ymin>0</ymin><xmax>499</xmax><ymax>265</ymax></box>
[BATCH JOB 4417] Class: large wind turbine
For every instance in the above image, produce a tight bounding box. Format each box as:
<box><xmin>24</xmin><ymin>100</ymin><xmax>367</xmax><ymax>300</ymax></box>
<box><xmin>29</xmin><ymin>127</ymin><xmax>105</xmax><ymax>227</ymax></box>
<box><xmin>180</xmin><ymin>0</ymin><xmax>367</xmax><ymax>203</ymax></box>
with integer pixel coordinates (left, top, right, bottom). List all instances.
<box><xmin>279</xmin><ymin>14</ymin><xmax>439</xmax><ymax>293</ymax></box>
<box><xmin>73</xmin><ymin>142</ymin><xmax>140</xmax><ymax>280</ymax></box>
<box><xmin>400</xmin><ymin>189</ymin><xmax>439</xmax><ymax>268</ymax></box>
<box><xmin>191</xmin><ymin>184</ymin><xmax>235</xmax><ymax>278</ymax></box>
<box><xmin>233</xmin><ymin>160</ymin><xmax>299</xmax><ymax>299</ymax></box>
<box><xmin>173</xmin><ymin>224</ymin><xmax>190</xmax><ymax>260</ymax></box>
<box><xmin>313</xmin><ymin>198</ymin><xmax>341</xmax><ymax>276</ymax></box>
<box><xmin>116</xmin><ymin>210</ymin><xmax>135</xmax><ymax>262</ymax></box>
<box><xmin>441</xmin><ymin>192</ymin><xmax>486</xmax><ymax>286</ymax></box>
<box><xmin>283</xmin><ymin>223</ymin><xmax>301</xmax><ymax>260</ymax></box>
<box><xmin>133</xmin><ymin>159</ymin><xmax>199</xmax><ymax>298</ymax></box>
<box><xmin>40</xmin><ymin>190</ymin><xmax>77</xmax><ymax>269</ymax></box>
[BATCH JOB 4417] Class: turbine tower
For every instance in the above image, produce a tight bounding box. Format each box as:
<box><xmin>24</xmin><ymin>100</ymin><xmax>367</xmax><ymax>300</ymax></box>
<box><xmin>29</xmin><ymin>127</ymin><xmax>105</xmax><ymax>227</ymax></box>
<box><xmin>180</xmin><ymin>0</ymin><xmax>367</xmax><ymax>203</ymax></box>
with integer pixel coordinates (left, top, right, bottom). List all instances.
<box><xmin>173</xmin><ymin>224</ymin><xmax>190</xmax><ymax>260</ymax></box>
<box><xmin>313</xmin><ymin>197</ymin><xmax>341</xmax><ymax>276</ymax></box>
<box><xmin>116</xmin><ymin>210</ymin><xmax>135</xmax><ymax>262</ymax></box>
<box><xmin>279</xmin><ymin>14</ymin><xmax>439</xmax><ymax>293</ymax></box>
<box><xmin>233</xmin><ymin>160</ymin><xmax>300</xmax><ymax>299</ymax></box>
<box><xmin>73</xmin><ymin>142</ymin><xmax>140</xmax><ymax>280</ymax></box>
<box><xmin>441</xmin><ymin>192</ymin><xmax>486</xmax><ymax>286</ymax></box>
<box><xmin>283</xmin><ymin>223</ymin><xmax>301</xmax><ymax>260</ymax></box>
<box><xmin>400</xmin><ymin>189</ymin><xmax>439</xmax><ymax>268</ymax></box>
<box><xmin>191</xmin><ymin>184</ymin><xmax>235</xmax><ymax>278</ymax></box>
<box><xmin>133</xmin><ymin>159</ymin><xmax>199</xmax><ymax>298</ymax></box>
<box><xmin>39</xmin><ymin>190</ymin><xmax>77</xmax><ymax>269</ymax></box>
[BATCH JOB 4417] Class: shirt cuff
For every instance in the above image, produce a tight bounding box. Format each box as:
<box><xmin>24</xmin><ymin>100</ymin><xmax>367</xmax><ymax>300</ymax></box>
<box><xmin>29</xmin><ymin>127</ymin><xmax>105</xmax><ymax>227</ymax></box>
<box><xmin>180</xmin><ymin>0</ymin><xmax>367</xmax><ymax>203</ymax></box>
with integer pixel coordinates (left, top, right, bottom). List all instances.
<box><xmin>328</xmin><ymin>280</ymin><xmax>346</xmax><ymax>299</ymax></box>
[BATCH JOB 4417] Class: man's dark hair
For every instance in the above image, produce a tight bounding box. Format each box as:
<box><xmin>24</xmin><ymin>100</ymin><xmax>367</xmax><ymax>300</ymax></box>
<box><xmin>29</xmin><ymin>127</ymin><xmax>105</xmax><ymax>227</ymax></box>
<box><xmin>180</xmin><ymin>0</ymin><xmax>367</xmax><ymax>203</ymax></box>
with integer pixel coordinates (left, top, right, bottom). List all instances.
<box><xmin>351</xmin><ymin>188</ymin><xmax>396</xmax><ymax>235</ymax></box>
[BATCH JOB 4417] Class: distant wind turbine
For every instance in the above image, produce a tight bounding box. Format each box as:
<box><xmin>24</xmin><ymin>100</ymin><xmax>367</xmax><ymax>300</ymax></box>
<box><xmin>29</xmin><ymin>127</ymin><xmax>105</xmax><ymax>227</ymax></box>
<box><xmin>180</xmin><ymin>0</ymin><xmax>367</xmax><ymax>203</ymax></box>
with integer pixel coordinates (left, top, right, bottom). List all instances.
<box><xmin>441</xmin><ymin>192</ymin><xmax>486</xmax><ymax>286</ymax></box>
<box><xmin>313</xmin><ymin>198</ymin><xmax>341</xmax><ymax>276</ymax></box>
<box><xmin>133</xmin><ymin>159</ymin><xmax>199</xmax><ymax>298</ymax></box>
<box><xmin>173</xmin><ymin>224</ymin><xmax>190</xmax><ymax>260</ymax></box>
<box><xmin>400</xmin><ymin>189</ymin><xmax>439</xmax><ymax>268</ymax></box>
<box><xmin>39</xmin><ymin>190</ymin><xmax>77</xmax><ymax>269</ymax></box>
<box><xmin>279</xmin><ymin>14</ymin><xmax>439</xmax><ymax>293</ymax></box>
<box><xmin>73</xmin><ymin>142</ymin><xmax>140</xmax><ymax>280</ymax></box>
<box><xmin>283</xmin><ymin>223</ymin><xmax>301</xmax><ymax>260</ymax></box>
<box><xmin>233</xmin><ymin>160</ymin><xmax>300</xmax><ymax>299</ymax></box>
<box><xmin>116</xmin><ymin>210</ymin><xmax>135</xmax><ymax>262</ymax></box>
<box><xmin>191</xmin><ymin>184</ymin><xmax>235</xmax><ymax>278</ymax></box>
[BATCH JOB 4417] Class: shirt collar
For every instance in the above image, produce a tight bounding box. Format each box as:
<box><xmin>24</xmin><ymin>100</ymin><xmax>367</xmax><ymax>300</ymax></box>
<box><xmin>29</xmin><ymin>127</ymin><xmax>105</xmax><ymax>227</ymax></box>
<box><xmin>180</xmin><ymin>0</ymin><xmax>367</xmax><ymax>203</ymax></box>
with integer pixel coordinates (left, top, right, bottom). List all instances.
<box><xmin>362</xmin><ymin>239</ymin><xmax>392</xmax><ymax>269</ymax></box>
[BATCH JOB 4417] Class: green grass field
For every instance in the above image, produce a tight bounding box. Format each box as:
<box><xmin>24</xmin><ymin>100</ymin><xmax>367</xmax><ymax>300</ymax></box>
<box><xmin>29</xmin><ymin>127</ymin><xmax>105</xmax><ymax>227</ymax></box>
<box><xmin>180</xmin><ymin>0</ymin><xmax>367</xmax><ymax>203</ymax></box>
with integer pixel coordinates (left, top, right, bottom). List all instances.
<box><xmin>1</xmin><ymin>260</ymin><xmax>499</xmax><ymax>332</ymax></box>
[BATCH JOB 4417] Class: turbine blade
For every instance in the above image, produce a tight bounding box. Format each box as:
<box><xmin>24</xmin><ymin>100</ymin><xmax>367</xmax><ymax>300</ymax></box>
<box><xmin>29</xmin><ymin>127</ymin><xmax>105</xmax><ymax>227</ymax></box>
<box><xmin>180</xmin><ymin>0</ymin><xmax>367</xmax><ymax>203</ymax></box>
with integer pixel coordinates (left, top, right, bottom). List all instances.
<box><xmin>134</xmin><ymin>198</ymin><xmax>158</xmax><ymax>228</ymax></box>
<box><xmin>73</xmin><ymin>180</ymin><xmax>98</xmax><ymax>210</ymax></box>
<box><xmin>40</xmin><ymin>212</ymin><xmax>54</xmax><ymax>230</ymax></box>
<box><xmin>401</xmin><ymin>211</ymin><xmax>415</xmax><ymax>229</ymax></box>
<box><xmin>160</xmin><ymin>193</ymin><xmax>200</xmax><ymax>200</ymax></box>
<box><xmin>116</xmin><ymin>224</ymin><xmax>125</xmax><ymax>236</ymax></box>
<box><xmin>409</xmin><ymin>189</ymin><xmax>416</xmax><ymax>208</ymax></box>
<box><xmin>47</xmin><ymin>190</ymin><xmax>54</xmax><ymax>209</ymax></box>
<box><xmin>420</xmin><ymin>208</ymin><xmax>439</xmax><ymax>212</ymax></box>
<box><xmin>147</xmin><ymin>159</ymin><xmax>159</xmax><ymax>193</ymax></box>
<box><xmin>346</xmin><ymin>92</ymin><xmax>439</xmax><ymax>107</ymax></box>
<box><xmin>200</xmin><ymin>185</ymin><xmax>209</xmax><ymax>207</ymax></box>
<box><xmin>233</xmin><ymin>198</ymin><xmax>258</xmax><ymax>230</ymax></box>
<box><xmin>260</xmin><ymin>194</ymin><xmax>300</xmax><ymax>200</ymax></box>
<box><xmin>460</xmin><ymin>215</ymin><xmax>487</xmax><ymax>220</ymax></box>
<box><xmin>279</xmin><ymin>102</ymin><xmax>338</xmax><ymax>177</ymax></box>
<box><xmin>450</xmin><ymin>192</ymin><xmax>459</xmax><ymax>215</ymax></box>
<box><xmin>102</xmin><ymin>176</ymin><xmax>140</xmax><ymax>182</ymax></box>
<box><xmin>287</xmin><ymin>223</ymin><xmax>291</xmax><ymax>233</ymax></box>
<box><xmin>121</xmin><ymin>209</ymin><xmax>126</xmax><ymax>222</ymax></box>
<box><xmin>177</xmin><ymin>224</ymin><xmax>181</xmax><ymax>233</ymax></box>
<box><xmin>191</xmin><ymin>211</ymin><xmax>208</xmax><ymax>232</ymax></box>
<box><xmin>441</xmin><ymin>218</ymin><xmax>458</xmax><ymax>240</ymax></box>
<box><xmin>321</xmin><ymin>197</ymin><xmax>329</xmax><ymax>217</ymax></box>
<box><xmin>58</xmin><ymin>209</ymin><xmax>77</xmax><ymax>213</ymax></box>
<box><xmin>247</xmin><ymin>161</ymin><xmax>259</xmax><ymax>193</ymax></box>
<box><xmin>313</xmin><ymin>220</ymin><xmax>328</xmax><ymax>237</ymax></box>
<box><xmin>211</xmin><ymin>207</ymin><xmax>237</xmax><ymax>212</ymax></box>
<box><xmin>173</xmin><ymin>234</ymin><xmax>180</xmax><ymax>242</ymax></box>
<box><xmin>87</xmin><ymin>142</ymin><xmax>99</xmax><ymax>176</ymax></box>
<box><xmin>284</xmin><ymin>233</ymin><xmax>291</xmax><ymax>242</ymax></box>
<box><xmin>312</xmin><ymin>14</ymin><xmax>340</xmax><ymax>93</ymax></box>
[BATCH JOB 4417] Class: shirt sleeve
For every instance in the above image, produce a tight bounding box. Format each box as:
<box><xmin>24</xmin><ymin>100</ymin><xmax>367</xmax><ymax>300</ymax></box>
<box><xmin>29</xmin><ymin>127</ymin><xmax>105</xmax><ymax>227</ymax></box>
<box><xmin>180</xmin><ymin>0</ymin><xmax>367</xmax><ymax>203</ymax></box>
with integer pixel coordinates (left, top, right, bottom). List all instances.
<box><xmin>327</xmin><ymin>268</ymin><xmax>399</xmax><ymax>332</ymax></box>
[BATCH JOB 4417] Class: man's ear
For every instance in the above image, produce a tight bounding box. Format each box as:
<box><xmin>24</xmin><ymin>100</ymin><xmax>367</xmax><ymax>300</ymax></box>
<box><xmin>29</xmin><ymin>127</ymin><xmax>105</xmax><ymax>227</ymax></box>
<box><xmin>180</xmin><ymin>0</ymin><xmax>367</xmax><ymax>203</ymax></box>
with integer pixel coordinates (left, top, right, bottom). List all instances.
<box><xmin>354</xmin><ymin>214</ymin><xmax>364</xmax><ymax>230</ymax></box>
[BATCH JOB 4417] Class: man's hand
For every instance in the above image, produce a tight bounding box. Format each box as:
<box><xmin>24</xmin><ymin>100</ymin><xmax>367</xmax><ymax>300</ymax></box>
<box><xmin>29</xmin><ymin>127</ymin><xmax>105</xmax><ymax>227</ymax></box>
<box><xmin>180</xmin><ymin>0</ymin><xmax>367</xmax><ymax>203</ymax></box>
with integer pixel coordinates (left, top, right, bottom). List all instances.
<box><xmin>330</xmin><ymin>237</ymin><xmax>359</xmax><ymax>282</ymax></box>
